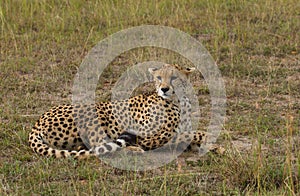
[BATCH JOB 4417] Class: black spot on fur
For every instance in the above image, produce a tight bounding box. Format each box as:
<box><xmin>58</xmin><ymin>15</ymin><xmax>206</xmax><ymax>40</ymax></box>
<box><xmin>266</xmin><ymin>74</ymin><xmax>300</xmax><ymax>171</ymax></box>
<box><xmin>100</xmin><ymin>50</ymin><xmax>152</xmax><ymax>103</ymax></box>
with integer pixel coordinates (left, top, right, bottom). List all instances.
<box><xmin>104</xmin><ymin>144</ymin><xmax>112</xmax><ymax>151</ymax></box>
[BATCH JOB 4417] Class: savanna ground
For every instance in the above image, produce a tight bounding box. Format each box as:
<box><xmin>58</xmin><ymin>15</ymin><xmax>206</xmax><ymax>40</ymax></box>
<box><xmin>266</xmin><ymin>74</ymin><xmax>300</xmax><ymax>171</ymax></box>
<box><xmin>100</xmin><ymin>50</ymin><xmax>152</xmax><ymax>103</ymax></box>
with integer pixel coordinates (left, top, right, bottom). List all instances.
<box><xmin>0</xmin><ymin>0</ymin><xmax>299</xmax><ymax>195</ymax></box>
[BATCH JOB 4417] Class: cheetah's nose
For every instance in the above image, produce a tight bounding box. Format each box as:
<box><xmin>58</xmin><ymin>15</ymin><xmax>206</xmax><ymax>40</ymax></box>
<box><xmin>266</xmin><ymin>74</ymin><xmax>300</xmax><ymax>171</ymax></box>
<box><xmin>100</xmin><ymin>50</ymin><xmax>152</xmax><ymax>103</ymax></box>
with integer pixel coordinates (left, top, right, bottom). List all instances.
<box><xmin>161</xmin><ymin>87</ymin><xmax>169</xmax><ymax>93</ymax></box>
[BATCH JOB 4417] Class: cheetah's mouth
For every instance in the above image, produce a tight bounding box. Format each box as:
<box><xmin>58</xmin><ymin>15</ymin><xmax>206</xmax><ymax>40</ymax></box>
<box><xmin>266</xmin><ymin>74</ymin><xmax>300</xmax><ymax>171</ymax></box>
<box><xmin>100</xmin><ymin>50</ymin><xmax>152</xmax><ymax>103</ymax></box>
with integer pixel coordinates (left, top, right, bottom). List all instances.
<box><xmin>161</xmin><ymin>94</ymin><xmax>169</xmax><ymax>99</ymax></box>
<box><xmin>157</xmin><ymin>88</ymin><xmax>175</xmax><ymax>99</ymax></box>
<box><xmin>158</xmin><ymin>92</ymin><xmax>171</xmax><ymax>99</ymax></box>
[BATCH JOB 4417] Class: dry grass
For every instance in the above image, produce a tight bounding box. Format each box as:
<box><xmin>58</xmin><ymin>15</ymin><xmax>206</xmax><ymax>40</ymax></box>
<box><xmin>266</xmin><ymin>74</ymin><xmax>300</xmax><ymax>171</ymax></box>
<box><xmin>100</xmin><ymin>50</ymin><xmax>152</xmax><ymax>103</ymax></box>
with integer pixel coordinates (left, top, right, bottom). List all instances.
<box><xmin>0</xmin><ymin>0</ymin><xmax>299</xmax><ymax>195</ymax></box>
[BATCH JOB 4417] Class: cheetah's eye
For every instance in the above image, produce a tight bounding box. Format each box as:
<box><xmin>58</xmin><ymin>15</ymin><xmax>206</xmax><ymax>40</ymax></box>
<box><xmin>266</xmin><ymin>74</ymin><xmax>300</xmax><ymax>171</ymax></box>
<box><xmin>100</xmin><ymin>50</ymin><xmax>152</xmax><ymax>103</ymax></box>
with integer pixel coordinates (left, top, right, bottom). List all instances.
<box><xmin>156</xmin><ymin>76</ymin><xmax>162</xmax><ymax>81</ymax></box>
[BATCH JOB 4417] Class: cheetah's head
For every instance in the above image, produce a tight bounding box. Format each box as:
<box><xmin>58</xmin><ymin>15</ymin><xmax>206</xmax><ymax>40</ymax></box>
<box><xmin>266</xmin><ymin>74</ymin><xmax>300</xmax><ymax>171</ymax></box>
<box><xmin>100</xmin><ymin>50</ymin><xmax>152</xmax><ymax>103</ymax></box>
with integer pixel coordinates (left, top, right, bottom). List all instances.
<box><xmin>148</xmin><ymin>64</ymin><xmax>195</xmax><ymax>100</ymax></box>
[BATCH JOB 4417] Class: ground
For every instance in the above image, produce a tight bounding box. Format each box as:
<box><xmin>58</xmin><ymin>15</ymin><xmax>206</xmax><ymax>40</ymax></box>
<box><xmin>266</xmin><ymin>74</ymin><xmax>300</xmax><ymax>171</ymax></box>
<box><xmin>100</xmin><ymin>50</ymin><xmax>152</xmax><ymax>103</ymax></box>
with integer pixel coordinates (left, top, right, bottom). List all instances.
<box><xmin>0</xmin><ymin>0</ymin><xmax>299</xmax><ymax>195</ymax></box>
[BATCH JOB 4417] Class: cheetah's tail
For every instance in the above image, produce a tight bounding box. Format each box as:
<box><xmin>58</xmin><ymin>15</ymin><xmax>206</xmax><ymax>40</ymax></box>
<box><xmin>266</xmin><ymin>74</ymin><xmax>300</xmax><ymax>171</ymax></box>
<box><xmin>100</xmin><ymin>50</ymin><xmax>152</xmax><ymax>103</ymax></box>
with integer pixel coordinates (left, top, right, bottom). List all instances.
<box><xmin>28</xmin><ymin>127</ymin><xmax>93</xmax><ymax>159</ymax></box>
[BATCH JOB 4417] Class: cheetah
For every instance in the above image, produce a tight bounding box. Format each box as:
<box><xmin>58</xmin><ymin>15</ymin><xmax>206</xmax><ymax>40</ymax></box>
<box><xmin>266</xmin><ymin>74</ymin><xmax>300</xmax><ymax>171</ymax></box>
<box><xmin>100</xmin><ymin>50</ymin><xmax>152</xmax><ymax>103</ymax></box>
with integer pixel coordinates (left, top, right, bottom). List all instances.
<box><xmin>28</xmin><ymin>64</ymin><xmax>207</xmax><ymax>159</ymax></box>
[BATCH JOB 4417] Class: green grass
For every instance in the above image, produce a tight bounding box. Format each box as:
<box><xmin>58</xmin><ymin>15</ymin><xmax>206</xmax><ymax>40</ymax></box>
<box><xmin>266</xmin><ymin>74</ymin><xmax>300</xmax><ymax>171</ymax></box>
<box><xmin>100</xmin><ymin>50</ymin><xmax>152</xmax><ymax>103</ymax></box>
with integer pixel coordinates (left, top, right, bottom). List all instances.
<box><xmin>0</xmin><ymin>0</ymin><xmax>299</xmax><ymax>195</ymax></box>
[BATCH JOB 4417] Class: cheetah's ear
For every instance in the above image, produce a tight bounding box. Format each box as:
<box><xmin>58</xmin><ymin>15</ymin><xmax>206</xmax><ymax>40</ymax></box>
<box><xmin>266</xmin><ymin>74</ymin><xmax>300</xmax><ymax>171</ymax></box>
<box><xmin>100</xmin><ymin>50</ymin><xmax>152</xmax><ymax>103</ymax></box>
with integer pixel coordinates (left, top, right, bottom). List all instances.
<box><xmin>148</xmin><ymin>67</ymin><xmax>158</xmax><ymax>75</ymax></box>
<box><xmin>182</xmin><ymin>67</ymin><xmax>196</xmax><ymax>76</ymax></box>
